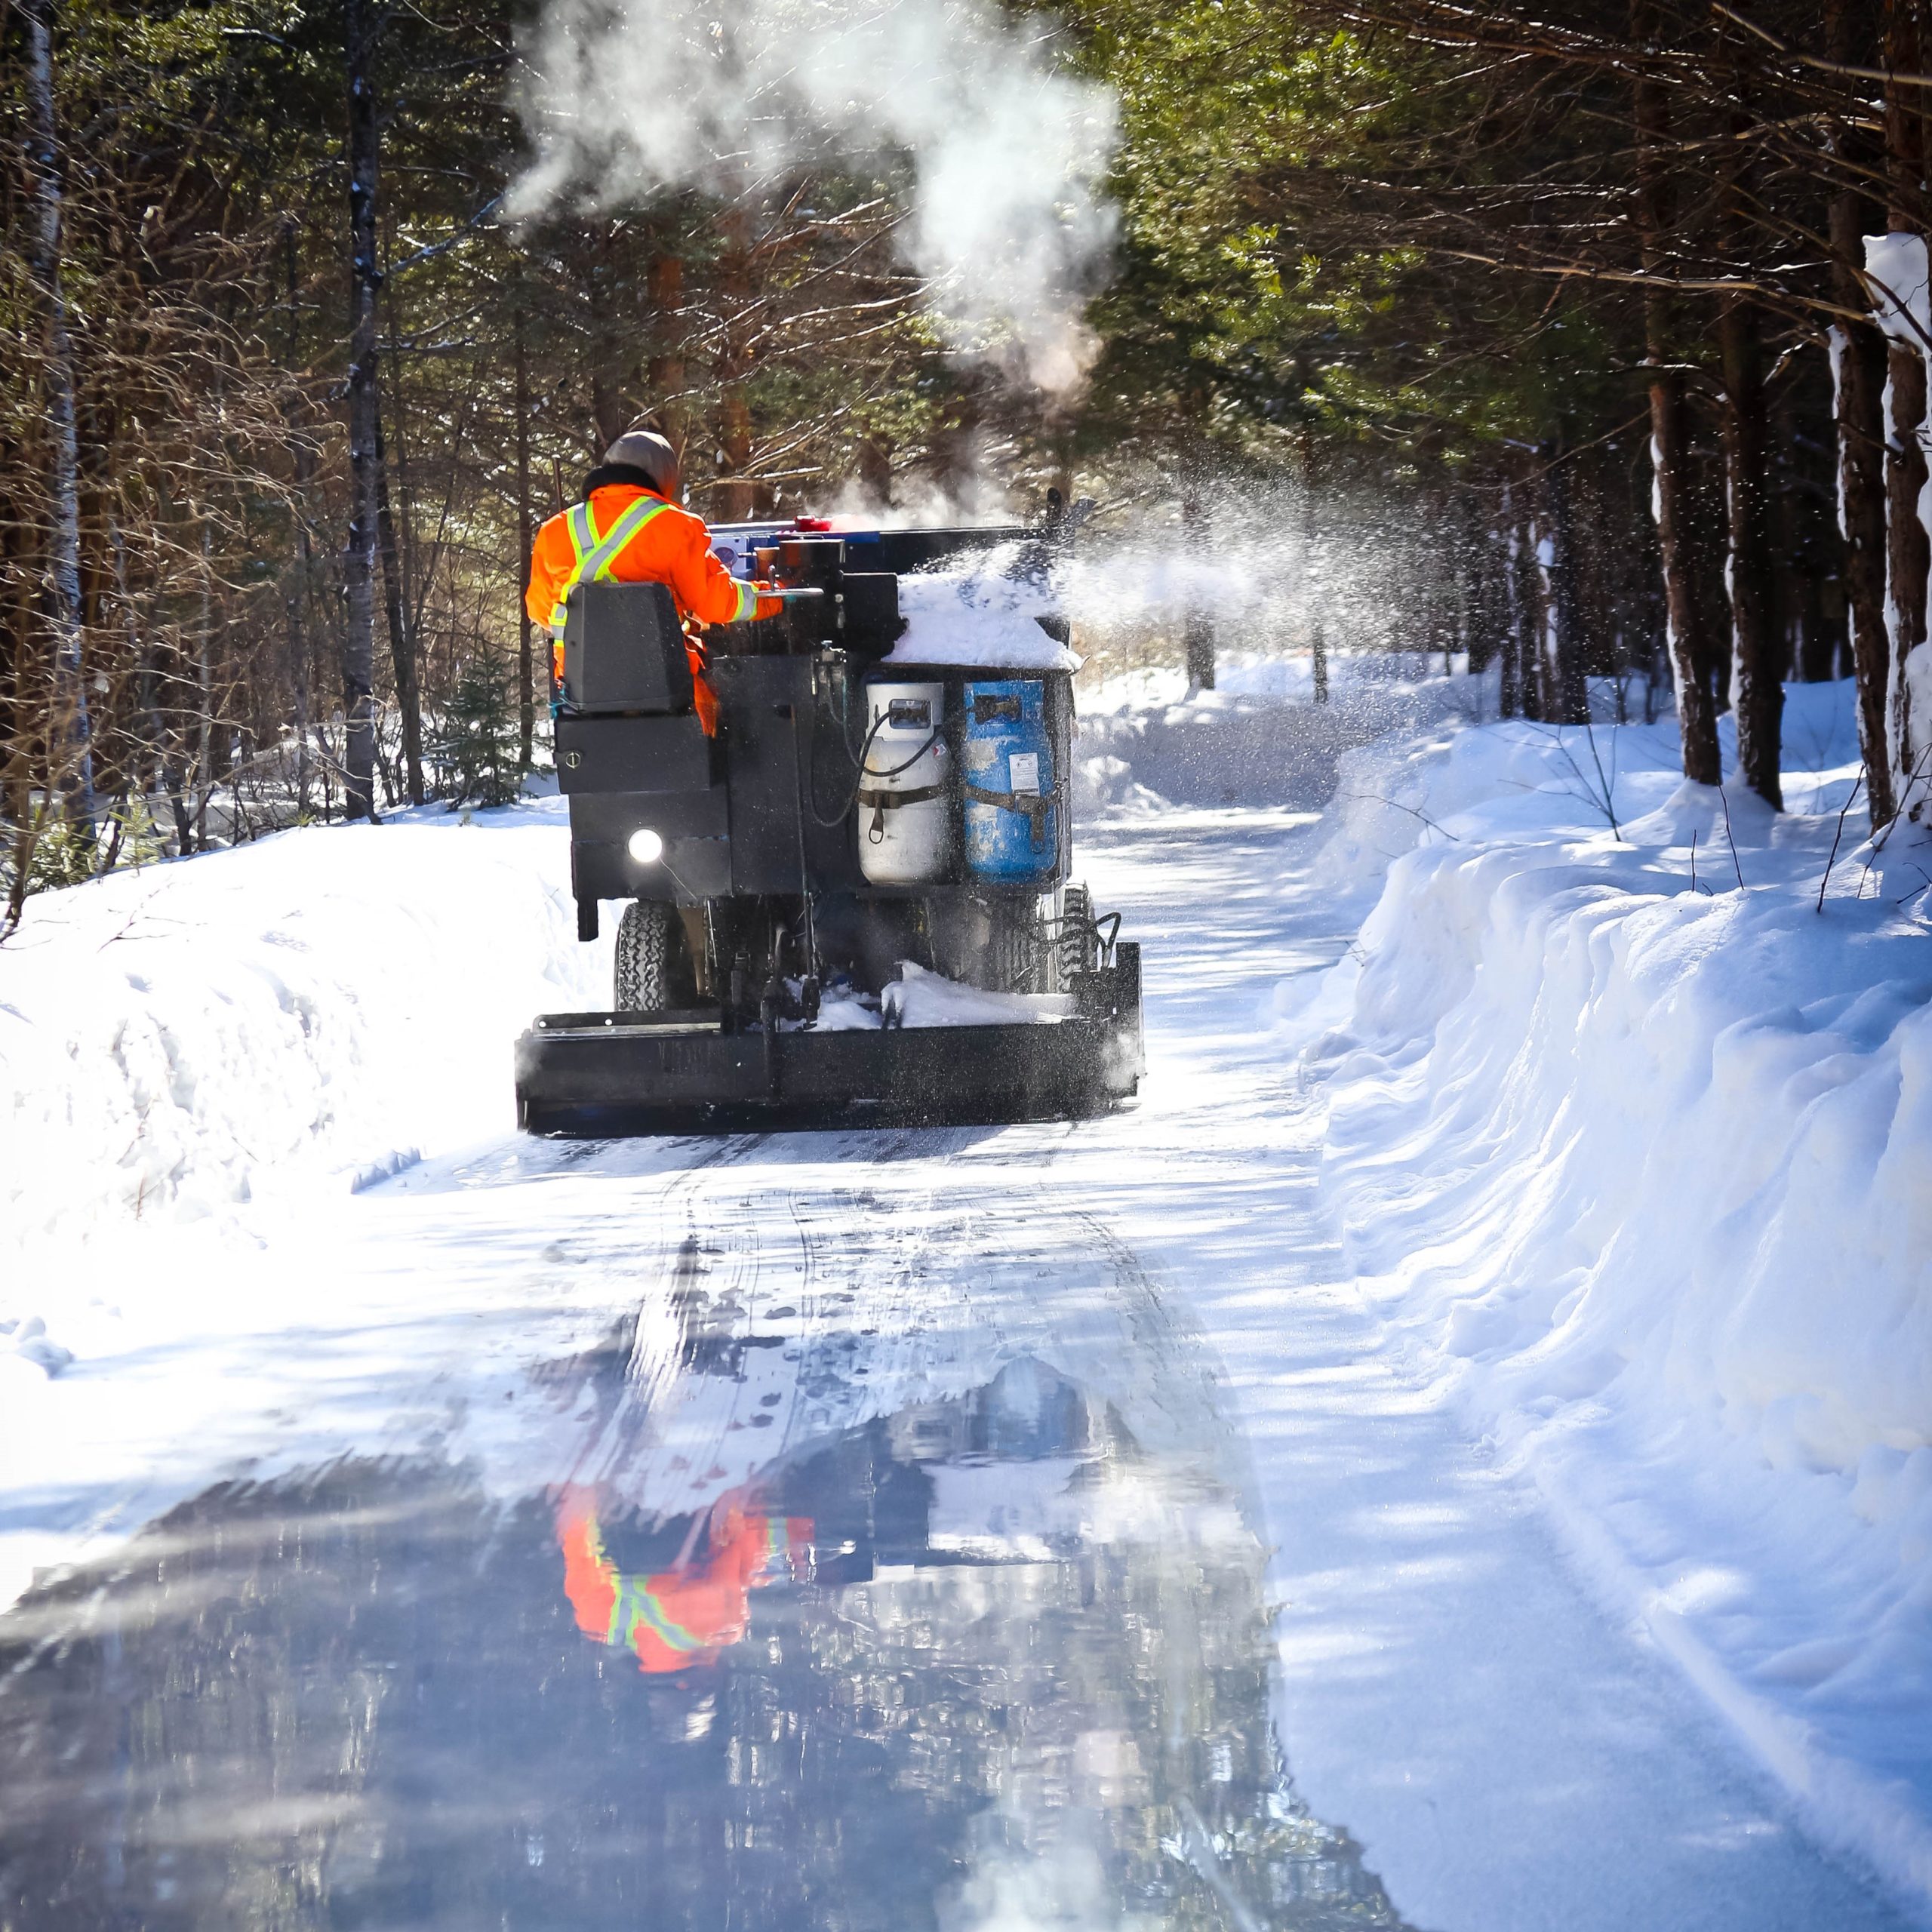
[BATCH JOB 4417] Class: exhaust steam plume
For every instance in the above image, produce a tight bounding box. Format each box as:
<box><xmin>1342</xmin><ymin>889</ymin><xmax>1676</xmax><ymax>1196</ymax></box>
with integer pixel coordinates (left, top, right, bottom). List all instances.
<box><xmin>508</xmin><ymin>0</ymin><xmax>1118</xmax><ymax>397</ymax></box>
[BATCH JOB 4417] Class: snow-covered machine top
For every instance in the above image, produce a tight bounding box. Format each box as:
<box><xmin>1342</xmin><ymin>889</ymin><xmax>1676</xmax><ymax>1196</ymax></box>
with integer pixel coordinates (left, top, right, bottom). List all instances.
<box><xmin>706</xmin><ymin>518</ymin><xmax>1080</xmax><ymax>671</ymax></box>
<box><xmin>512</xmin><ymin>515</ymin><xmax>1141</xmax><ymax>1136</ymax></box>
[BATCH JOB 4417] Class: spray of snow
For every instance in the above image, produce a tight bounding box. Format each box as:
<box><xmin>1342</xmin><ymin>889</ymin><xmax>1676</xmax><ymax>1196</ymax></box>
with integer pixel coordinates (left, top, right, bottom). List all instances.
<box><xmin>1051</xmin><ymin>476</ymin><xmax>1471</xmax><ymax>689</ymax></box>
<box><xmin>881</xmin><ymin>485</ymin><xmax>1469</xmax><ymax>676</ymax></box>
<box><xmin>507</xmin><ymin>0</ymin><xmax>1117</xmax><ymax>396</ymax></box>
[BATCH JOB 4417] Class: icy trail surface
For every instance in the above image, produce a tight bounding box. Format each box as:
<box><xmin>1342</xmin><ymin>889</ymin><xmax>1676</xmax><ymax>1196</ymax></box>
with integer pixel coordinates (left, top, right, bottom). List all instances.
<box><xmin>0</xmin><ymin>730</ymin><xmax>1915</xmax><ymax>1930</ymax></box>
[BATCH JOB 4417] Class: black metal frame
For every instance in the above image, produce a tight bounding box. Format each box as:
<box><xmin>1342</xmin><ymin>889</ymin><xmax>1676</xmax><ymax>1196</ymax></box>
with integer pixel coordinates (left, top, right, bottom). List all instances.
<box><xmin>560</xmin><ymin>655</ymin><xmax>1076</xmax><ymax>918</ymax></box>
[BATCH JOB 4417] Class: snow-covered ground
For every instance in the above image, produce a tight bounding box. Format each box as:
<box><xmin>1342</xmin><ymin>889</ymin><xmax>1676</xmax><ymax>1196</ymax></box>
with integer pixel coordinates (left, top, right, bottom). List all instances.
<box><xmin>2</xmin><ymin>662</ymin><xmax>1925</xmax><ymax>1930</ymax></box>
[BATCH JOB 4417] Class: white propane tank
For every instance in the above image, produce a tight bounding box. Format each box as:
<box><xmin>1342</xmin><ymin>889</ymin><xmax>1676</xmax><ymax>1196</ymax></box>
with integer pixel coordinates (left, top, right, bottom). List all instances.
<box><xmin>857</xmin><ymin>681</ymin><xmax>949</xmax><ymax>884</ymax></box>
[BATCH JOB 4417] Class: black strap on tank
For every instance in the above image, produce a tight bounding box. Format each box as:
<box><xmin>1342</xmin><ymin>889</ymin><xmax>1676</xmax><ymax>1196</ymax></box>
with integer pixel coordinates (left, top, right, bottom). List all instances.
<box><xmin>809</xmin><ymin>711</ymin><xmax>943</xmax><ymax>830</ymax></box>
<box><xmin>856</xmin><ymin>783</ymin><xmax>946</xmax><ymax>842</ymax></box>
<box><xmin>963</xmin><ymin>783</ymin><xmax>1055</xmax><ymax>849</ymax></box>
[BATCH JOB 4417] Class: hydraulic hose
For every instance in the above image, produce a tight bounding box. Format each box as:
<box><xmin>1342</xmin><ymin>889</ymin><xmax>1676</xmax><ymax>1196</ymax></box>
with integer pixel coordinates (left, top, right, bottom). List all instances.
<box><xmin>808</xmin><ymin>707</ymin><xmax>945</xmax><ymax>829</ymax></box>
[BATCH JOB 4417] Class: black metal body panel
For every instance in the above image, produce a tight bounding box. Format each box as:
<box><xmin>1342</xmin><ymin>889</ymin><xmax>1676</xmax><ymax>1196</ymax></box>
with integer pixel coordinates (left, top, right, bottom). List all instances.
<box><xmin>561</xmin><ymin>582</ymin><xmax>691</xmax><ymax>713</ymax></box>
<box><xmin>713</xmin><ymin>657</ymin><xmax>866</xmax><ymax>894</ymax></box>
<box><xmin>568</xmin><ymin>789</ymin><xmax>731</xmax><ymax>903</ymax></box>
<box><xmin>838</xmin><ymin>573</ymin><xmax>903</xmax><ymax>662</ymax></box>
<box><xmin>718</xmin><ymin>656</ymin><xmax>810</xmax><ymax>894</ymax></box>
<box><xmin>514</xmin><ymin>949</ymin><xmax>1143</xmax><ymax>1137</ymax></box>
<box><xmin>837</xmin><ymin>527</ymin><xmax>1034</xmax><ymax>574</ymax></box>
<box><xmin>555</xmin><ymin>714</ymin><xmax>711</xmax><ymax>795</ymax></box>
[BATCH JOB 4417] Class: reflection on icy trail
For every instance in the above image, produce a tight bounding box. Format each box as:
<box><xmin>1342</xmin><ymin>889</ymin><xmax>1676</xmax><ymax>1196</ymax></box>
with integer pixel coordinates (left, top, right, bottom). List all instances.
<box><xmin>0</xmin><ymin>1348</ymin><xmax>1406</xmax><ymax>1929</ymax></box>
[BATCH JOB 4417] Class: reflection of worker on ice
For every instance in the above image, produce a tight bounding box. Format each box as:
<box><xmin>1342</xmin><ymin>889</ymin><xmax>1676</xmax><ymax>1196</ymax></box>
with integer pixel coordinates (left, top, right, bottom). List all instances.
<box><xmin>555</xmin><ymin>1486</ymin><xmax>811</xmax><ymax>1674</ymax></box>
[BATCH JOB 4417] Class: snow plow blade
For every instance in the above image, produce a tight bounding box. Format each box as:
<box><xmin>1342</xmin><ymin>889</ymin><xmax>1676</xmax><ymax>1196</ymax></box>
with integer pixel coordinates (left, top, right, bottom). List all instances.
<box><xmin>515</xmin><ymin>948</ymin><xmax>1143</xmax><ymax>1137</ymax></box>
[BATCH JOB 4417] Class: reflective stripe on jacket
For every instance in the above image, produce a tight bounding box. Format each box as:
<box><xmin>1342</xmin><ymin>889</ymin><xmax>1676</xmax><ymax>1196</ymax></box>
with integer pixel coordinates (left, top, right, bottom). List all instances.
<box><xmin>525</xmin><ymin>485</ymin><xmax>783</xmax><ymax>635</ymax></box>
<box><xmin>526</xmin><ymin>485</ymin><xmax>782</xmax><ymax>738</ymax></box>
<box><xmin>546</xmin><ymin>494</ymin><xmax>676</xmax><ymax>630</ymax></box>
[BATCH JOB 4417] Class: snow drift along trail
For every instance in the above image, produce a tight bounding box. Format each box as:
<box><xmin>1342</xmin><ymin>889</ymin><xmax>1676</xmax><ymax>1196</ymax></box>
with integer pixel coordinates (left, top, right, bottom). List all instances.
<box><xmin>1301</xmin><ymin>680</ymin><xmax>1932</xmax><ymax>1909</ymax></box>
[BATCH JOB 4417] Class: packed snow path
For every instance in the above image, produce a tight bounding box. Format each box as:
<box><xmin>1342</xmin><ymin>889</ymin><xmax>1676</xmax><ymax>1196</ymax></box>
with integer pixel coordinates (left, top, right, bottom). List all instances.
<box><xmin>0</xmin><ymin>806</ymin><xmax>1913</xmax><ymax>1932</ymax></box>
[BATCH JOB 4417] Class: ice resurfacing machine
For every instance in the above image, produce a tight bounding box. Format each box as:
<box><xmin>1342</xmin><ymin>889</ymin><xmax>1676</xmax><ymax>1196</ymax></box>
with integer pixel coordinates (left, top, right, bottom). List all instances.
<box><xmin>512</xmin><ymin>521</ymin><xmax>1143</xmax><ymax>1135</ymax></box>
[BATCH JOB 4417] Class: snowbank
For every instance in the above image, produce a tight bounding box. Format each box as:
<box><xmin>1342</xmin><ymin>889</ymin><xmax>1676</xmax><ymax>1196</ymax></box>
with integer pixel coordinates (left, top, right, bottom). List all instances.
<box><xmin>1297</xmin><ymin>680</ymin><xmax>1932</xmax><ymax>1906</ymax></box>
<box><xmin>1076</xmin><ymin>651</ymin><xmax>1492</xmax><ymax>817</ymax></box>
<box><xmin>0</xmin><ymin>798</ymin><xmax>601</xmax><ymax>1276</ymax></box>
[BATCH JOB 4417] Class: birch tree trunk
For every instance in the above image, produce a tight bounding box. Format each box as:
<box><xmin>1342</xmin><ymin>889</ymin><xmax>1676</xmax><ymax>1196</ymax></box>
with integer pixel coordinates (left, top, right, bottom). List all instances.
<box><xmin>1542</xmin><ymin>445</ymin><xmax>1589</xmax><ymax>725</ymax></box>
<box><xmin>23</xmin><ymin>0</ymin><xmax>94</xmax><ymax>832</ymax></box>
<box><xmin>340</xmin><ymin>0</ymin><xmax>381</xmax><ymax>821</ymax></box>
<box><xmin>1881</xmin><ymin>0</ymin><xmax>1932</xmax><ymax>828</ymax></box>
<box><xmin>1827</xmin><ymin>0</ymin><xmax>1895</xmax><ymax>825</ymax></box>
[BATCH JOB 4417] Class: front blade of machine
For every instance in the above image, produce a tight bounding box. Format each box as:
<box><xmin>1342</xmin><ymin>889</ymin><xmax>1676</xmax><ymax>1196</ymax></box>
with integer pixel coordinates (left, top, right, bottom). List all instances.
<box><xmin>514</xmin><ymin>952</ymin><xmax>1143</xmax><ymax>1138</ymax></box>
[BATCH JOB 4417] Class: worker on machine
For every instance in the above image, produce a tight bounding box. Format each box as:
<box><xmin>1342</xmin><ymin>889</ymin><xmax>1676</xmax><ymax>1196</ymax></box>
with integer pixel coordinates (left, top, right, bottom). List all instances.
<box><xmin>525</xmin><ymin>426</ymin><xmax>785</xmax><ymax>735</ymax></box>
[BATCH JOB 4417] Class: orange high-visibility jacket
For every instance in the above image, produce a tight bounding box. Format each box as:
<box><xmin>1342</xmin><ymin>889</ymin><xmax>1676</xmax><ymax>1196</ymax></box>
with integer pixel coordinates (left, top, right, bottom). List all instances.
<box><xmin>557</xmin><ymin>1494</ymin><xmax>811</xmax><ymax>1675</ymax></box>
<box><xmin>525</xmin><ymin>485</ymin><xmax>783</xmax><ymax>733</ymax></box>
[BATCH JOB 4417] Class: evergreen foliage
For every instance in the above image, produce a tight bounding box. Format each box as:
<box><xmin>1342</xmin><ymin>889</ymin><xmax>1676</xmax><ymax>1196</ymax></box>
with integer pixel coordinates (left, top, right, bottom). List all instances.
<box><xmin>438</xmin><ymin>654</ymin><xmax>524</xmax><ymax>810</ymax></box>
<box><xmin>2</xmin><ymin>0</ymin><xmax>1925</xmax><ymax>929</ymax></box>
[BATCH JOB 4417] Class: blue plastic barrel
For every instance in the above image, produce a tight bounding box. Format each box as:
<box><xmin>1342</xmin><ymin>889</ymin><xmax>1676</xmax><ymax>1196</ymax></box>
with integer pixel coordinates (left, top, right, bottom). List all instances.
<box><xmin>962</xmin><ymin>679</ymin><xmax>1057</xmax><ymax>884</ymax></box>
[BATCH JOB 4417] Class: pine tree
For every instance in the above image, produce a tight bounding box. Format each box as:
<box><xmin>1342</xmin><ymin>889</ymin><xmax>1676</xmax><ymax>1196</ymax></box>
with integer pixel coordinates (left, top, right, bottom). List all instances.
<box><xmin>439</xmin><ymin>654</ymin><xmax>524</xmax><ymax>809</ymax></box>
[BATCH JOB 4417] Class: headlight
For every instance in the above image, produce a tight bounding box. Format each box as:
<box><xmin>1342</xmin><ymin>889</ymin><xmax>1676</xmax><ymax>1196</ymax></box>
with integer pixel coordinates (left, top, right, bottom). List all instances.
<box><xmin>627</xmin><ymin>828</ymin><xmax>664</xmax><ymax>865</ymax></box>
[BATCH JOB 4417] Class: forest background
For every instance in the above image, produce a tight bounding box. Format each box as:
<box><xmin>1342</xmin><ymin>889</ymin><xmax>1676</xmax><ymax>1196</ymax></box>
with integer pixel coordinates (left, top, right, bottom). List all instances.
<box><xmin>4</xmin><ymin>0</ymin><xmax>1928</xmax><ymax>931</ymax></box>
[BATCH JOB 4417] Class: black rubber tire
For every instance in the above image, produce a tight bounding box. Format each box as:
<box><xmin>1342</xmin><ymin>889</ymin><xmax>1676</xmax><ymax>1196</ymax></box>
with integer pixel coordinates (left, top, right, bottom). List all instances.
<box><xmin>1056</xmin><ymin>882</ymin><xmax>1097</xmax><ymax>988</ymax></box>
<box><xmin>614</xmin><ymin>899</ymin><xmax>675</xmax><ymax>1013</ymax></box>
<box><xmin>985</xmin><ymin>899</ymin><xmax>1046</xmax><ymax>994</ymax></box>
